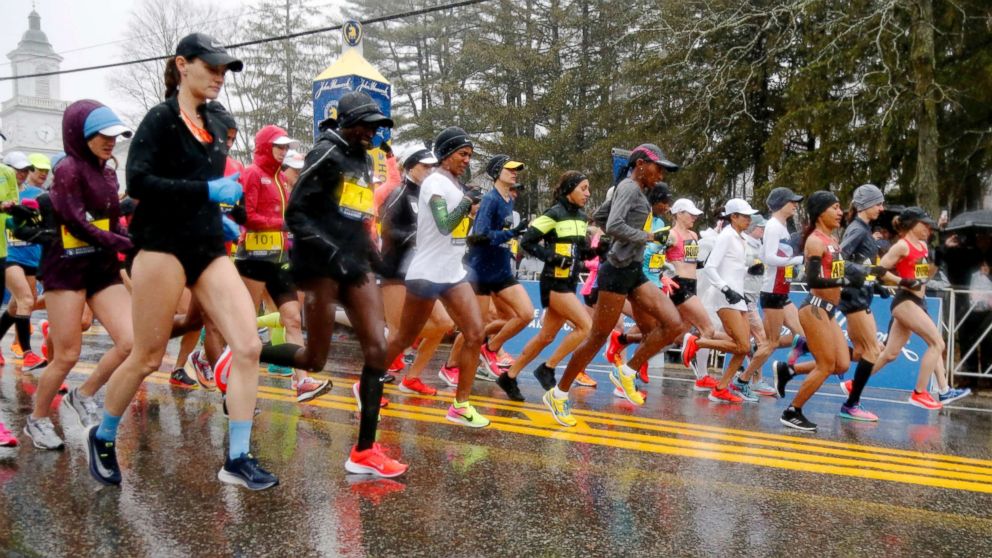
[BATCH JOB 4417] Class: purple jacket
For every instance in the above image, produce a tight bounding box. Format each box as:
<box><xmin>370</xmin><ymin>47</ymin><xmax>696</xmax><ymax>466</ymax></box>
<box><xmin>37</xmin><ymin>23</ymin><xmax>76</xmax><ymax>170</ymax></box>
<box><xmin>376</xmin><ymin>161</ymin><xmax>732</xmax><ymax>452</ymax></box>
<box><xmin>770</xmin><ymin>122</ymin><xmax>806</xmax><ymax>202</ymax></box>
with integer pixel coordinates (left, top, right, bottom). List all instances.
<box><xmin>40</xmin><ymin>100</ymin><xmax>131</xmax><ymax>286</ymax></box>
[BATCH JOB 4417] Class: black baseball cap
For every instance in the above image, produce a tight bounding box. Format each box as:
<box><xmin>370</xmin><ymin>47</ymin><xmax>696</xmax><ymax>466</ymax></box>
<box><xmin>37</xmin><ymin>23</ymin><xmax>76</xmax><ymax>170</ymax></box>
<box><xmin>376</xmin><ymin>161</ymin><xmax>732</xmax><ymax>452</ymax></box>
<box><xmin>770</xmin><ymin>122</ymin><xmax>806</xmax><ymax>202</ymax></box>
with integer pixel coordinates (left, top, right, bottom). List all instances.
<box><xmin>629</xmin><ymin>143</ymin><xmax>680</xmax><ymax>172</ymax></box>
<box><xmin>485</xmin><ymin>154</ymin><xmax>524</xmax><ymax>180</ymax></box>
<box><xmin>337</xmin><ymin>91</ymin><xmax>394</xmax><ymax>129</ymax></box>
<box><xmin>899</xmin><ymin>206</ymin><xmax>937</xmax><ymax>227</ymax></box>
<box><xmin>176</xmin><ymin>33</ymin><xmax>244</xmax><ymax>72</ymax></box>
<box><xmin>766</xmin><ymin>187</ymin><xmax>804</xmax><ymax>211</ymax></box>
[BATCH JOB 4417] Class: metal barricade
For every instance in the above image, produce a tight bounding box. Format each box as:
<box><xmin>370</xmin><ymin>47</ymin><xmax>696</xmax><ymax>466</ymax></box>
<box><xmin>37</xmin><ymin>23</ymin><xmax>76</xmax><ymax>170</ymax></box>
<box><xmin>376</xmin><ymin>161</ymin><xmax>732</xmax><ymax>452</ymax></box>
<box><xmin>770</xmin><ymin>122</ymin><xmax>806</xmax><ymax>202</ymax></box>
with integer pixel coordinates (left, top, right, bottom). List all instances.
<box><xmin>944</xmin><ymin>288</ymin><xmax>992</xmax><ymax>382</ymax></box>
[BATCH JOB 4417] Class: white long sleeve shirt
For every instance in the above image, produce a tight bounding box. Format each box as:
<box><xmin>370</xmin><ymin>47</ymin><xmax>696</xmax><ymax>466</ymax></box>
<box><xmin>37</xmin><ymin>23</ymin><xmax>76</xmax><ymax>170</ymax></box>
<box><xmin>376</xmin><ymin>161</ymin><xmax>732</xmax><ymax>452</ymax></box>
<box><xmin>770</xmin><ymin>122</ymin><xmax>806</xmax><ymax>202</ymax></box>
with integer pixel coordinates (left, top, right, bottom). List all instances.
<box><xmin>761</xmin><ymin>216</ymin><xmax>803</xmax><ymax>294</ymax></box>
<box><xmin>702</xmin><ymin>225</ymin><xmax>748</xmax><ymax>311</ymax></box>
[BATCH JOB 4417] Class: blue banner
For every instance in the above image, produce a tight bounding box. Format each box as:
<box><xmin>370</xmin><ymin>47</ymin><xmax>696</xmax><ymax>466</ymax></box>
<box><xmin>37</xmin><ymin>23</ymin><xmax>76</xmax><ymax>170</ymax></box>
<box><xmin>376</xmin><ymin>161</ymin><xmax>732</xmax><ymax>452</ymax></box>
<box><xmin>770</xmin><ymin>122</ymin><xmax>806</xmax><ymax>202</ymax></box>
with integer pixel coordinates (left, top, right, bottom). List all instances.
<box><xmin>312</xmin><ymin>76</ymin><xmax>392</xmax><ymax>147</ymax></box>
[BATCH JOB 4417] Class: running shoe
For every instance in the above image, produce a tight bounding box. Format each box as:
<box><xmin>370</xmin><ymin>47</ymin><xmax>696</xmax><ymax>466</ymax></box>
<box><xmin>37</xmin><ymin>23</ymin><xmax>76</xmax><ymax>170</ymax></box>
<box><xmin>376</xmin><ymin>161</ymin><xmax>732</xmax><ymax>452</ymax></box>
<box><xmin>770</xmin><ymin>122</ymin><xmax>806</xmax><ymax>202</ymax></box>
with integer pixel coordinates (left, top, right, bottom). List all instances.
<box><xmin>295</xmin><ymin>377</ymin><xmax>331</xmax><ymax>403</ymax></box>
<box><xmin>751</xmin><ymin>379</ymin><xmax>778</xmax><ymax>397</ymax></box>
<box><xmin>446</xmin><ymin>401</ymin><xmax>490</xmax><ymax>428</ymax></box>
<box><xmin>399</xmin><ymin>376</ymin><xmax>437</xmax><ymax>396</ymax></box>
<box><xmin>693</xmin><ymin>375</ymin><xmax>718</xmax><ymax>392</ymax></box>
<box><xmin>637</xmin><ymin>362</ymin><xmax>649</xmax><ymax>384</ymax></box>
<box><xmin>0</xmin><ymin>422</ymin><xmax>18</xmax><ymax>447</ymax></box>
<box><xmin>476</xmin><ymin>363</ymin><xmax>499</xmax><ymax>382</ymax></box>
<box><xmin>938</xmin><ymin>387</ymin><xmax>972</xmax><ymax>405</ymax></box>
<box><xmin>839</xmin><ymin>403</ymin><xmax>878</xmax><ymax>422</ymax></box>
<box><xmin>403</xmin><ymin>350</ymin><xmax>416</xmax><ymax>365</ymax></box>
<box><xmin>170</xmin><ymin>367</ymin><xmax>198</xmax><ymax>387</ymax></box>
<box><xmin>438</xmin><ymin>364</ymin><xmax>459</xmax><ymax>388</ymax></box>
<box><xmin>387</xmin><ymin>353</ymin><xmax>406</xmax><ymax>375</ymax></box>
<box><xmin>909</xmin><ymin>390</ymin><xmax>942</xmax><ymax>410</ymax></box>
<box><xmin>87</xmin><ymin>426</ymin><xmax>121</xmax><ymax>485</ymax></box>
<box><xmin>61</xmin><ymin>387</ymin><xmax>102</xmax><ymax>428</ymax></box>
<box><xmin>787</xmin><ymin>336</ymin><xmax>807</xmax><ymax>367</ymax></box>
<box><xmin>708</xmin><ymin>387</ymin><xmax>743</xmax><ymax>404</ymax></box>
<box><xmin>10</xmin><ymin>339</ymin><xmax>23</xmax><ymax>359</ymax></box>
<box><xmin>496</xmin><ymin>372</ymin><xmax>524</xmax><ymax>401</ymax></box>
<box><xmin>345</xmin><ymin>443</ymin><xmax>408</xmax><ymax>478</ymax></box>
<box><xmin>612</xmin><ymin>387</ymin><xmax>648</xmax><ymax>400</ymax></box>
<box><xmin>681</xmin><ymin>333</ymin><xmax>699</xmax><ymax>368</ymax></box>
<box><xmin>351</xmin><ymin>381</ymin><xmax>390</xmax><ymax>411</ymax></box>
<box><xmin>266</xmin><ymin>364</ymin><xmax>294</xmax><ymax>377</ymax></box>
<box><xmin>773</xmin><ymin>360</ymin><xmax>793</xmax><ymax>398</ymax></box>
<box><xmin>533</xmin><ymin>363</ymin><xmax>557</xmax><ymax>391</ymax></box>
<box><xmin>780</xmin><ymin>407</ymin><xmax>817</xmax><ymax>431</ymax></box>
<box><xmin>218</xmin><ymin>453</ymin><xmax>279</xmax><ymax>491</ymax></box>
<box><xmin>839</xmin><ymin>379</ymin><xmax>853</xmax><ymax>396</ymax></box>
<box><xmin>731</xmin><ymin>379</ymin><xmax>758</xmax><ymax>403</ymax></box>
<box><xmin>191</xmin><ymin>349</ymin><xmax>216</xmax><ymax>390</ymax></box>
<box><xmin>23</xmin><ymin>416</ymin><xmax>63</xmax><ymax>450</ymax></box>
<box><xmin>381</xmin><ymin>373</ymin><xmax>397</xmax><ymax>384</ymax></box>
<box><xmin>542</xmin><ymin>389</ymin><xmax>577</xmax><ymax>427</ymax></box>
<box><xmin>479</xmin><ymin>342</ymin><xmax>503</xmax><ymax>379</ymax></box>
<box><xmin>214</xmin><ymin>347</ymin><xmax>232</xmax><ymax>394</ymax></box>
<box><xmin>22</xmin><ymin>351</ymin><xmax>46</xmax><ymax>371</ymax></box>
<box><xmin>58</xmin><ymin>382</ymin><xmax>69</xmax><ymax>394</ymax></box>
<box><xmin>609</xmin><ymin>367</ymin><xmax>645</xmax><ymax>405</ymax></box>
<box><xmin>40</xmin><ymin>319</ymin><xmax>49</xmax><ymax>360</ymax></box>
<box><xmin>604</xmin><ymin>329</ymin><xmax>625</xmax><ymax>365</ymax></box>
<box><xmin>575</xmin><ymin>371</ymin><xmax>598</xmax><ymax>387</ymax></box>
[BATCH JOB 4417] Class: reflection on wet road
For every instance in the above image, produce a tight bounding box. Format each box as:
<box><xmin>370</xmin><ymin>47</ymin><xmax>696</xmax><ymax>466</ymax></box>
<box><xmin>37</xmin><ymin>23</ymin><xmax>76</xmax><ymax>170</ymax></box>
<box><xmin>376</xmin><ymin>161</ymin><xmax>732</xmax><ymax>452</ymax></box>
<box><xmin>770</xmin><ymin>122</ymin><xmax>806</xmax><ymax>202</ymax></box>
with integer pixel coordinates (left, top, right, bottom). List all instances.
<box><xmin>1</xmin><ymin>331</ymin><xmax>991</xmax><ymax>556</ymax></box>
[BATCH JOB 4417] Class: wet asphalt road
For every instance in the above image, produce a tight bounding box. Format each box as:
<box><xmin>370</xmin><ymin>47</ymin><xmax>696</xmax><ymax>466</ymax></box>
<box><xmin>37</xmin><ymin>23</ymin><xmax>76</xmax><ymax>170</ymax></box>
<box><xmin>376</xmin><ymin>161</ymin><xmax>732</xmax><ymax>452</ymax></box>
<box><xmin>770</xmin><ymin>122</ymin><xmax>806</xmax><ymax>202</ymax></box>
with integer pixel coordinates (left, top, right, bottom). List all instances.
<box><xmin>1</xmin><ymin>322</ymin><xmax>991</xmax><ymax>557</ymax></box>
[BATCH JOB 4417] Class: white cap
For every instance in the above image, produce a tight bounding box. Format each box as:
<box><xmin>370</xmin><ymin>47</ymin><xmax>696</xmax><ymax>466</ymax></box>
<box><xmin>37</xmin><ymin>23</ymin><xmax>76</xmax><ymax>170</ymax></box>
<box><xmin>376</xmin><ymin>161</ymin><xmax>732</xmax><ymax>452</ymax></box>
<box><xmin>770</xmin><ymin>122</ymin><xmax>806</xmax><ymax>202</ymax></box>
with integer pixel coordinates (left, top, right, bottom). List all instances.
<box><xmin>283</xmin><ymin>149</ymin><xmax>304</xmax><ymax>170</ymax></box>
<box><xmin>272</xmin><ymin>135</ymin><xmax>299</xmax><ymax>147</ymax></box>
<box><xmin>671</xmin><ymin>198</ymin><xmax>703</xmax><ymax>216</ymax></box>
<box><xmin>2</xmin><ymin>151</ymin><xmax>30</xmax><ymax>170</ymax></box>
<box><xmin>398</xmin><ymin>144</ymin><xmax>438</xmax><ymax>168</ymax></box>
<box><xmin>724</xmin><ymin>198</ymin><xmax>758</xmax><ymax>216</ymax></box>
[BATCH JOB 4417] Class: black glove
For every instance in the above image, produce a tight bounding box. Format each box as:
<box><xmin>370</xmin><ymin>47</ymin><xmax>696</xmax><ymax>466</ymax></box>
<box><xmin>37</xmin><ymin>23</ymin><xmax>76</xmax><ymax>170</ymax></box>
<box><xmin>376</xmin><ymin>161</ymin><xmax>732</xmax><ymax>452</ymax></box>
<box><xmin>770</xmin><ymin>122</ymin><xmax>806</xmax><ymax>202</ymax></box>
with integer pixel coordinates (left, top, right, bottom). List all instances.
<box><xmin>6</xmin><ymin>204</ymin><xmax>39</xmax><ymax>223</ymax></box>
<box><xmin>511</xmin><ymin>219</ymin><xmax>529</xmax><ymax>236</ymax></box>
<box><xmin>229</xmin><ymin>204</ymin><xmax>248</xmax><ymax>225</ymax></box>
<box><xmin>576</xmin><ymin>237</ymin><xmax>597</xmax><ymax>261</ymax></box>
<box><xmin>595</xmin><ymin>238</ymin><xmax>611</xmax><ymax>259</ymax></box>
<box><xmin>721</xmin><ymin>286</ymin><xmax>744</xmax><ymax>305</ymax></box>
<box><xmin>466</xmin><ymin>234</ymin><xmax>489</xmax><ymax>246</ymax></box>
<box><xmin>465</xmin><ymin>189</ymin><xmax>484</xmax><ymax>204</ymax></box>
<box><xmin>873</xmin><ymin>282</ymin><xmax>891</xmax><ymax>299</ymax></box>
<box><xmin>652</xmin><ymin>226</ymin><xmax>671</xmax><ymax>244</ymax></box>
<box><xmin>869</xmin><ymin>264</ymin><xmax>888</xmax><ymax>277</ymax></box>
<box><xmin>899</xmin><ymin>277</ymin><xmax>924</xmax><ymax>289</ymax></box>
<box><xmin>747</xmin><ymin>262</ymin><xmax>765</xmax><ymax>276</ymax></box>
<box><xmin>845</xmin><ymin>264</ymin><xmax>867</xmax><ymax>288</ymax></box>
<box><xmin>548</xmin><ymin>254</ymin><xmax>574</xmax><ymax>269</ymax></box>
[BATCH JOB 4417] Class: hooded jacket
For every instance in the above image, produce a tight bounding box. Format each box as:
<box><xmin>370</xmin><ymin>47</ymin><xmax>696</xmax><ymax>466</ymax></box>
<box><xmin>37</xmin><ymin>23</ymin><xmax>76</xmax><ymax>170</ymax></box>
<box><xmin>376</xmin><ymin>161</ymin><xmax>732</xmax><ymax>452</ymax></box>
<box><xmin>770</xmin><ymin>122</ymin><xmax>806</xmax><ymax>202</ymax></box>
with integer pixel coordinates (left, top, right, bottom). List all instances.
<box><xmin>41</xmin><ymin>100</ymin><xmax>130</xmax><ymax>282</ymax></box>
<box><xmin>240</xmin><ymin>125</ymin><xmax>289</xmax><ymax>232</ymax></box>
<box><xmin>378</xmin><ymin>176</ymin><xmax>420</xmax><ymax>280</ymax></box>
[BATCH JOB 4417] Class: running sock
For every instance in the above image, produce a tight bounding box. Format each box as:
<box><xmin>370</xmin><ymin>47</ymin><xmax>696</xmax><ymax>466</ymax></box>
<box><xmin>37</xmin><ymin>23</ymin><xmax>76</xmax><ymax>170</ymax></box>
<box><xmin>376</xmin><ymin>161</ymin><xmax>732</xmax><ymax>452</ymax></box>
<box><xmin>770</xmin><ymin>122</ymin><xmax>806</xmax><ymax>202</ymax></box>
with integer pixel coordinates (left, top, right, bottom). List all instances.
<box><xmin>845</xmin><ymin>359</ymin><xmax>874</xmax><ymax>407</ymax></box>
<box><xmin>228</xmin><ymin>420</ymin><xmax>252</xmax><ymax>460</ymax></box>
<box><xmin>356</xmin><ymin>365</ymin><xmax>385</xmax><ymax>451</ymax></box>
<box><xmin>259</xmin><ymin>343</ymin><xmax>302</xmax><ymax>368</ymax></box>
<box><xmin>0</xmin><ymin>312</ymin><xmax>14</xmax><ymax>338</ymax></box>
<box><xmin>620</xmin><ymin>363</ymin><xmax>637</xmax><ymax>378</ymax></box>
<box><xmin>14</xmin><ymin>316</ymin><xmax>32</xmax><ymax>352</ymax></box>
<box><xmin>617</xmin><ymin>333</ymin><xmax>629</xmax><ymax>345</ymax></box>
<box><xmin>96</xmin><ymin>411</ymin><xmax>122</xmax><ymax>442</ymax></box>
<box><xmin>693</xmin><ymin>348</ymin><xmax>710</xmax><ymax>379</ymax></box>
<box><xmin>552</xmin><ymin>386</ymin><xmax>568</xmax><ymax>399</ymax></box>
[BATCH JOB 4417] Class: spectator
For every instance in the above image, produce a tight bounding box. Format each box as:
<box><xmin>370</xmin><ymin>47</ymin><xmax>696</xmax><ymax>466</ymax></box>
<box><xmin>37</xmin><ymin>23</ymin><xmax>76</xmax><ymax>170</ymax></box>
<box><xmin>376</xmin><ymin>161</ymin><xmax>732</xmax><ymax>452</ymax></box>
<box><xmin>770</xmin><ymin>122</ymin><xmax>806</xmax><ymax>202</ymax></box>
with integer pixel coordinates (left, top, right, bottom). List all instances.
<box><xmin>963</xmin><ymin>261</ymin><xmax>992</xmax><ymax>373</ymax></box>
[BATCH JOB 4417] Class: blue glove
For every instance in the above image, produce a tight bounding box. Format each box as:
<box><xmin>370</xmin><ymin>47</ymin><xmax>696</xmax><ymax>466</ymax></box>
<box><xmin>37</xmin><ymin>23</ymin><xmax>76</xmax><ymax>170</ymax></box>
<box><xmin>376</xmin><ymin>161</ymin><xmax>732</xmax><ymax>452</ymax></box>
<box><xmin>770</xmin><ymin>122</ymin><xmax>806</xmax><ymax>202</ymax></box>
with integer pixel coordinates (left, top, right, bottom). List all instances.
<box><xmin>221</xmin><ymin>216</ymin><xmax>240</xmax><ymax>242</ymax></box>
<box><xmin>207</xmin><ymin>172</ymin><xmax>242</xmax><ymax>205</ymax></box>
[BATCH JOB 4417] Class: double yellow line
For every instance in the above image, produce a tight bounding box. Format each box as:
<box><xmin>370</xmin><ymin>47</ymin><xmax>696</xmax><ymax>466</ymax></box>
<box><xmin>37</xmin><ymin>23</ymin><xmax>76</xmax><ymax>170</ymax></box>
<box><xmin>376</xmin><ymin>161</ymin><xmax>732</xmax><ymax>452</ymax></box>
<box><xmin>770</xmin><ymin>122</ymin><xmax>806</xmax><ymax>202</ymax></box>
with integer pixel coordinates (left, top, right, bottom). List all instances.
<box><xmin>61</xmin><ymin>363</ymin><xmax>992</xmax><ymax>494</ymax></box>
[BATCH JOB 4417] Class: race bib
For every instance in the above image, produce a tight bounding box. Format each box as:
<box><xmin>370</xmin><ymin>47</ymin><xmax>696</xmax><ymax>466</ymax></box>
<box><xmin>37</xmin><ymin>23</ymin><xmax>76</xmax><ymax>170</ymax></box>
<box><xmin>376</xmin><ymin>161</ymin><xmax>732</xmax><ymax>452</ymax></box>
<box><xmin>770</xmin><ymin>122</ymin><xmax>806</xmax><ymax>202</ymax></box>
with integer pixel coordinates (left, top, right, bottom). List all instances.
<box><xmin>554</xmin><ymin>243</ymin><xmax>573</xmax><ymax>278</ymax></box>
<box><xmin>338</xmin><ymin>175</ymin><xmax>374</xmax><ymax>220</ymax></box>
<box><xmin>451</xmin><ymin>216</ymin><xmax>470</xmax><ymax>245</ymax></box>
<box><xmin>831</xmin><ymin>259</ymin><xmax>845</xmax><ymax>280</ymax></box>
<box><xmin>643</xmin><ymin>215</ymin><xmax>653</xmax><ymax>232</ymax></box>
<box><xmin>5</xmin><ymin>228</ymin><xmax>27</xmax><ymax>248</ymax></box>
<box><xmin>245</xmin><ymin>231</ymin><xmax>283</xmax><ymax>253</ymax></box>
<box><xmin>784</xmin><ymin>265</ymin><xmax>794</xmax><ymax>283</ymax></box>
<box><xmin>648</xmin><ymin>252</ymin><xmax>666</xmax><ymax>274</ymax></box>
<box><xmin>683</xmin><ymin>241</ymin><xmax>699</xmax><ymax>263</ymax></box>
<box><xmin>61</xmin><ymin>218</ymin><xmax>110</xmax><ymax>257</ymax></box>
<box><xmin>915</xmin><ymin>262</ymin><xmax>930</xmax><ymax>280</ymax></box>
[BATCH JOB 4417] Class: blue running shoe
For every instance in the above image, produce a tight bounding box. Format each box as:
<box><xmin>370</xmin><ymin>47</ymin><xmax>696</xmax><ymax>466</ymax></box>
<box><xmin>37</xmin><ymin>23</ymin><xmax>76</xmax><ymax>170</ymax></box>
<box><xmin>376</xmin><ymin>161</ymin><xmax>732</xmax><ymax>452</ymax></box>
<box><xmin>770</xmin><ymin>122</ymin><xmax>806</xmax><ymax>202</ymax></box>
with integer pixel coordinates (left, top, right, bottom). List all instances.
<box><xmin>938</xmin><ymin>387</ymin><xmax>972</xmax><ymax>405</ymax></box>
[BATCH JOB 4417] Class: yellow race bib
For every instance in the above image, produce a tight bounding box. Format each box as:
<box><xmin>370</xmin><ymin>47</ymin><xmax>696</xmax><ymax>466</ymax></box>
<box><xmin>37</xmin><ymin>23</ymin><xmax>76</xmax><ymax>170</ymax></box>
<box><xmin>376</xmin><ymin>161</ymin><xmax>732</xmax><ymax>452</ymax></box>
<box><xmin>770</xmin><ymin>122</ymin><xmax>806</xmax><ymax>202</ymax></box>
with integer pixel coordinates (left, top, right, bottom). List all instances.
<box><xmin>451</xmin><ymin>217</ymin><xmax>471</xmax><ymax>245</ymax></box>
<box><xmin>915</xmin><ymin>262</ymin><xmax>930</xmax><ymax>279</ymax></box>
<box><xmin>831</xmin><ymin>259</ymin><xmax>845</xmax><ymax>280</ymax></box>
<box><xmin>5</xmin><ymin>228</ymin><xmax>26</xmax><ymax>248</ymax></box>
<box><xmin>338</xmin><ymin>176</ymin><xmax>374</xmax><ymax>218</ymax></box>
<box><xmin>245</xmin><ymin>231</ymin><xmax>283</xmax><ymax>253</ymax></box>
<box><xmin>683</xmin><ymin>242</ymin><xmax>699</xmax><ymax>262</ymax></box>
<box><xmin>554</xmin><ymin>243</ymin><xmax>573</xmax><ymax>278</ymax></box>
<box><xmin>784</xmin><ymin>265</ymin><xmax>794</xmax><ymax>282</ymax></box>
<box><xmin>648</xmin><ymin>252</ymin><xmax>666</xmax><ymax>274</ymax></box>
<box><xmin>61</xmin><ymin>219</ymin><xmax>110</xmax><ymax>250</ymax></box>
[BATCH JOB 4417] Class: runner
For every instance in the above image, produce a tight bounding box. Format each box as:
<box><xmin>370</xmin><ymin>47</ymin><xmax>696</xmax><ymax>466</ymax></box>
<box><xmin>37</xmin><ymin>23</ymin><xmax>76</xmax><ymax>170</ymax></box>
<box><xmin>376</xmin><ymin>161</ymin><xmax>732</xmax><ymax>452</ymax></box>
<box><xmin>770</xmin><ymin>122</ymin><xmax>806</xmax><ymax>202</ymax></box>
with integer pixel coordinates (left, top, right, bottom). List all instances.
<box><xmin>548</xmin><ymin>144</ymin><xmax>683</xmax><ymax>426</ymax></box>
<box><xmin>235</xmin><ymin>124</ymin><xmax>328</xmax><ymax>402</ymax></box>
<box><xmin>451</xmin><ymin>154</ymin><xmax>531</xmax><ymax>381</ymax></box>
<box><xmin>378</xmin><ymin>145</ymin><xmax>451</xmax><ymax>397</ymax></box>
<box><xmin>22</xmin><ymin>101</ymin><xmax>136</xmax><ymax>451</ymax></box>
<box><xmin>381</xmin><ymin>126</ymin><xmax>490</xmax><ymax>430</ymax></box>
<box><xmin>497</xmin><ymin>171</ymin><xmax>593</xmax><ymax>401</ymax></box>
<box><xmin>740</xmin><ymin>214</ymin><xmax>778</xmax><ymax>396</ymax></box>
<box><xmin>780</xmin><ymin>191</ymin><xmax>860</xmax><ymax>431</ymax></box>
<box><xmin>699</xmin><ymin>199</ymin><xmax>760</xmax><ymax>404</ymax></box>
<box><xmin>87</xmin><ymin>34</ymin><xmax>278</xmax><ymax>489</ymax></box>
<box><xmin>870</xmin><ymin>206</ymin><xmax>971</xmax><ymax>409</ymax></box>
<box><xmin>0</xmin><ymin>148</ymin><xmax>19</xmax><ymax>447</ymax></box>
<box><xmin>238</xmin><ymin>91</ymin><xmax>407</xmax><ymax>477</ymax></box>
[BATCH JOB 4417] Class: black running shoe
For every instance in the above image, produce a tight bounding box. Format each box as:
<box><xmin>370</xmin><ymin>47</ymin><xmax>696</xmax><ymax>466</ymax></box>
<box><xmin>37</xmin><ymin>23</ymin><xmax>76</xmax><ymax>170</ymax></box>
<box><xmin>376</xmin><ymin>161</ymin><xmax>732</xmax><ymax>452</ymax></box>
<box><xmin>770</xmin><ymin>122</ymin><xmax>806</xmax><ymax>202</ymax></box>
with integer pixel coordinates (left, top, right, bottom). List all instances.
<box><xmin>497</xmin><ymin>372</ymin><xmax>525</xmax><ymax>402</ymax></box>
<box><xmin>780</xmin><ymin>407</ymin><xmax>817</xmax><ymax>432</ymax></box>
<box><xmin>773</xmin><ymin>360</ymin><xmax>792</xmax><ymax>398</ymax></box>
<box><xmin>533</xmin><ymin>363</ymin><xmax>556</xmax><ymax>391</ymax></box>
<box><xmin>170</xmin><ymin>367</ymin><xmax>197</xmax><ymax>387</ymax></box>
<box><xmin>87</xmin><ymin>426</ymin><xmax>121</xmax><ymax>486</ymax></box>
<box><xmin>218</xmin><ymin>453</ymin><xmax>279</xmax><ymax>491</ymax></box>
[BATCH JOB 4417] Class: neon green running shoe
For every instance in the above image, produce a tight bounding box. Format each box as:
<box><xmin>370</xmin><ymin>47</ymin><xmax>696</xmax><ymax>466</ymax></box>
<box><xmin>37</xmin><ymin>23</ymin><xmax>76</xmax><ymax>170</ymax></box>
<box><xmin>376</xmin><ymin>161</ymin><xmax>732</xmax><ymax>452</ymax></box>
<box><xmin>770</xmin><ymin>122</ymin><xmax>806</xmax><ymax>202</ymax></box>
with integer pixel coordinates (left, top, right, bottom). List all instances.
<box><xmin>446</xmin><ymin>400</ymin><xmax>490</xmax><ymax>428</ymax></box>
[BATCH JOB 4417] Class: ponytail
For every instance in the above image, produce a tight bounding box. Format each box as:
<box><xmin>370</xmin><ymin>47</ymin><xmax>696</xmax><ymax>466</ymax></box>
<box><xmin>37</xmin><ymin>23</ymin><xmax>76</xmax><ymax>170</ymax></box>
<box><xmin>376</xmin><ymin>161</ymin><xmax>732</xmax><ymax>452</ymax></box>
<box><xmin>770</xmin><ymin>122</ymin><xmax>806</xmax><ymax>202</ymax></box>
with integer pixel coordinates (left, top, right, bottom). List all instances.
<box><xmin>845</xmin><ymin>203</ymin><xmax>858</xmax><ymax>225</ymax></box>
<box><xmin>892</xmin><ymin>215</ymin><xmax>908</xmax><ymax>235</ymax></box>
<box><xmin>164</xmin><ymin>57</ymin><xmax>181</xmax><ymax>99</ymax></box>
<box><xmin>800</xmin><ymin>221</ymin><xmax>816</xmax><ymax>251</ymax></box>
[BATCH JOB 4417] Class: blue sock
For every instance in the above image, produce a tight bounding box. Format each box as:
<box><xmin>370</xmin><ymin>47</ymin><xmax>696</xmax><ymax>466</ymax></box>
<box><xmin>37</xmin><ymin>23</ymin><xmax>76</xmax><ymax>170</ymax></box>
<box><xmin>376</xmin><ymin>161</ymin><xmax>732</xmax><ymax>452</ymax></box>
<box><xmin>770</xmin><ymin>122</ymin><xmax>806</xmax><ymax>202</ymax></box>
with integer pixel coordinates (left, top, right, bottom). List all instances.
<box><xmin>95</xmin><ymin>411</ymin><xmax>122</xmax><ymax>442</ymax></box>
<box><xmin>228</xmin><ymin>420</ymin><xmax>252</xmax><ymax>460</ymax></box>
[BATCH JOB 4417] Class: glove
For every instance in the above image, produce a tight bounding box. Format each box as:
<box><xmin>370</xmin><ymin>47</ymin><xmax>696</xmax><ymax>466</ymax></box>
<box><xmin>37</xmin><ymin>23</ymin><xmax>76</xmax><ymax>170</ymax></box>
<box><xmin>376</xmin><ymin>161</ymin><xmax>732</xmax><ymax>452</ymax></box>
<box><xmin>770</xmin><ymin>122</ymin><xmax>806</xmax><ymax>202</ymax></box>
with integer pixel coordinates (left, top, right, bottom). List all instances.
<box><xmin>873</xmin><ymin>282</ymin><xmax>891</xmax><ymax>299</ymax></box>
<box><xmin>595</xmin><ymin>238</ymin><xmax>611</xmax><ymax>259</ymax></box>
<box><xmin>465</xmin><ymin>189</ymin><xmax>484</xmax><ymax>204</ymax></box>
<box><xmin>548</xmin><ymin>254</ymin><xmax>574</xmax><ymax>269</ymax></box>
<box><xmin>466</xmin><ymin>234</ymin><xmax>489</xmax><ymax>246</ymax></box>
<box><xmin>652</xmin><ymin>226</ymin><xmax>671</xmax><ymax>245</ymax></box>
<box><xmin>511</xmin><ymin>219</ymin><xmax>529</xmax><ymax>236</ymax></box>
<box><xmin>221</xmin><ymin>216</ymin><xmax>240</xmax><ymax>242</ymax></box>
<box><xmin>229</xmin><ymin>204</ymin><xmax>248</xmax><ymax>225</ymax></box>
<box><xmin>721</xmin><ymin>286</ymin><xmax>744</xmax><ymax>305</ymax></box>
<box><xmin>207</xmin><ymin>172</ymin><xmax>242</xmax><ymax>205</ymax></box>
<box><xmin>747</xmin><ymin>262</ymin><xmax>765</xmax><ymax>276</ymax></box>
<box><xmin>899</xmin><ymin>277</ymin><xmax>924</xmax><ymax>289</ymax></box>
<box><xmin>576</xmin><ymin>237</ymin><xmax>596</xmax><ymax>261</ymax></box>
<box><xmin>869</xmin><ymin>265</ymin><xmax>888</xmax><ymax>277</ymax></box>
<box><xmin>6</xmin><ymin>204</ymin><xmax>40</xmax><ymax>224</ymax></box>
<box><xmin>845</xmin><ymin>264</ymin><xmax>867</xmax><ymax>288</ymax></box>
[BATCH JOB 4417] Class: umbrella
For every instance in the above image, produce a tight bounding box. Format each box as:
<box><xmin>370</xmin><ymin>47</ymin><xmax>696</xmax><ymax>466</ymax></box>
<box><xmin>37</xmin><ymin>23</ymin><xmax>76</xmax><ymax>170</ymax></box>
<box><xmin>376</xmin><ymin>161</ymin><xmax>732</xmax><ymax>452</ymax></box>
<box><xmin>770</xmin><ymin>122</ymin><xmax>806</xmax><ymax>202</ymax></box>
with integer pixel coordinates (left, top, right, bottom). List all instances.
<box><xmin>945</xmin><ymin>210</ymin><xmax>992</xmax><ymax>232</ymax></box>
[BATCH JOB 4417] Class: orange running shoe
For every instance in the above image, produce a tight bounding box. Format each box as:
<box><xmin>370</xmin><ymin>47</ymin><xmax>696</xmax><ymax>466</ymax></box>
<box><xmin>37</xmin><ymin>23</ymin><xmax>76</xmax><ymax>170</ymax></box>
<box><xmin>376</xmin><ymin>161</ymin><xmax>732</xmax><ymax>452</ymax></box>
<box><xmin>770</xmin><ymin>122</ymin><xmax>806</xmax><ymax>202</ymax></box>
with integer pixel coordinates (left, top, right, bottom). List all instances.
<box><xmin>575</xmin><ymin>371</ymin><xmax>598</xmax><ymax>387</ymax></box>
<box><xmin>345</xmin><ymin>443</ymin><xmax>408</xmax><ymax>478</ymax></box>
